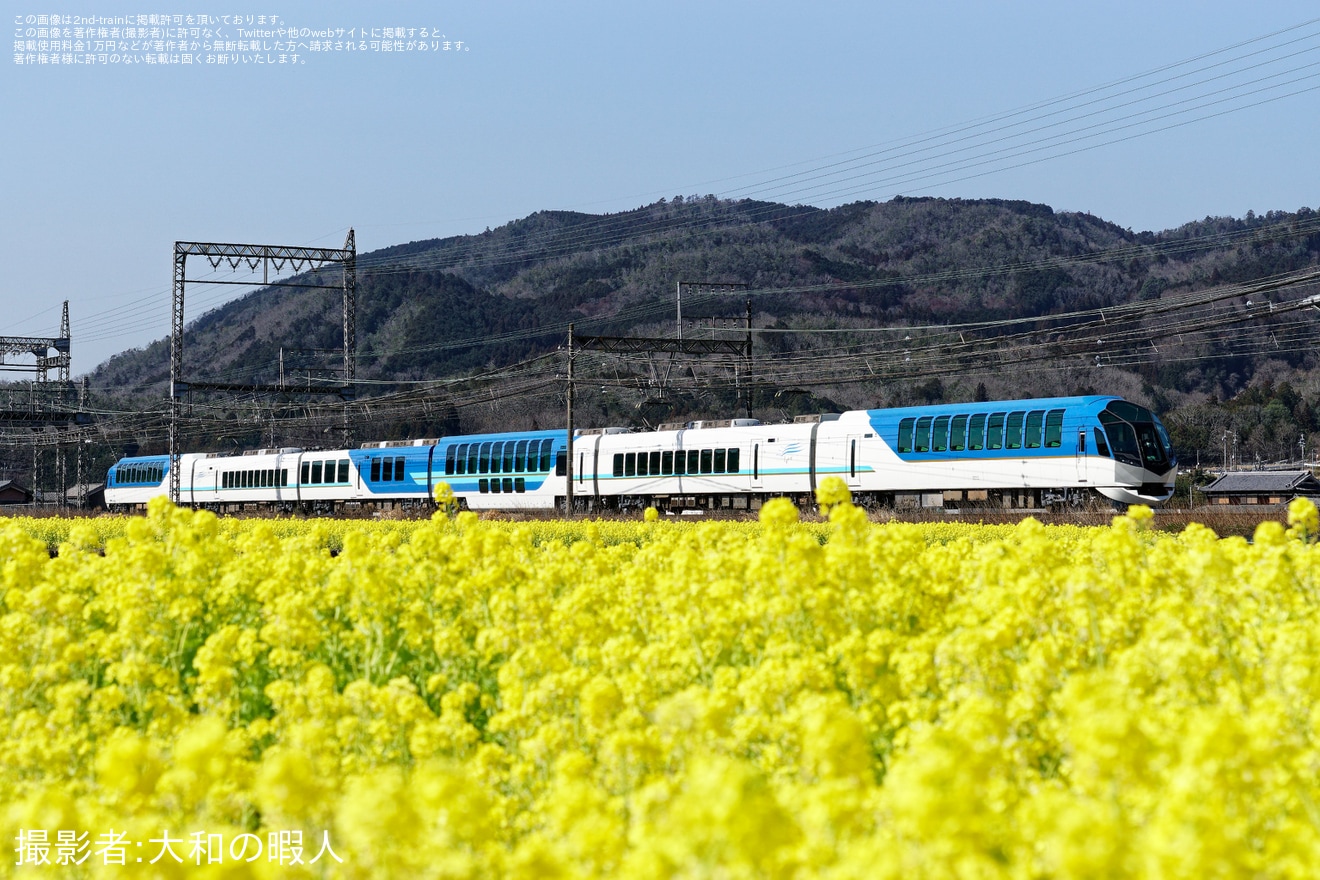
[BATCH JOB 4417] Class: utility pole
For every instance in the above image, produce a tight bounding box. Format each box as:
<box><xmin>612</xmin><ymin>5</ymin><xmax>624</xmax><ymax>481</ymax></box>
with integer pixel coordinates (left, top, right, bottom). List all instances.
<box><xmin>565</xmin><ymin>324</ymin><xmax>575</xmax><ymax>515</ymax></box>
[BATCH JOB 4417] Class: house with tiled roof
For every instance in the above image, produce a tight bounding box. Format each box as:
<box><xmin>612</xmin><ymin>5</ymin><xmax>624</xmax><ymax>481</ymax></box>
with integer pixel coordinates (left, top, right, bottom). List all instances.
<box><xmin>1200</xmin><ymin>470</ymin><xmax>1320</xmax><ymax>506</ymax></box>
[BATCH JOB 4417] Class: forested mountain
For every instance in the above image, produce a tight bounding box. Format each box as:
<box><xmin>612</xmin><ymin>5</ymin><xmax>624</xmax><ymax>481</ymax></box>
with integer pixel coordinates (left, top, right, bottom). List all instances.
<box><xmin>86</xmin><ymin>196</ymin><xmax>1320</xmax><ymax>467</ymax></box>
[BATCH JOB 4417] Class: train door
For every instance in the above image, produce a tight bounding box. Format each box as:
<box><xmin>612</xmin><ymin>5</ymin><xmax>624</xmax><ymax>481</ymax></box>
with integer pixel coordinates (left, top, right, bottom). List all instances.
<box><xmin>1075</xmin><ymin>429</ymin><xmax>1088</xmax><ymax>483</ymax></box>
<box><xmin>751</xmin><ymin>443</ymin><xmax>763</xmax><ymax>489</ymax></box>
<box><xmin>846</xmin><ymin>434</ymin><xmax>863</xmax><ymax>488</ymax></box>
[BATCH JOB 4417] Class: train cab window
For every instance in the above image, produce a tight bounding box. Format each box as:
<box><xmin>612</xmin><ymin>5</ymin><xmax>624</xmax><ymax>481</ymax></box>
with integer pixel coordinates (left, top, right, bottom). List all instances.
<box><xmin>987</xmin><ymin>413</ymin><xmax>1005</xmax><ymax>450</ymax></box>
<box><xmin>1024</xmin><ymin>410</ymin><xmax>1045</xmax><ymax>449</ymax></box>
<box><xmin>951</xmin><ymin>415</ymin><xmax>967</xmax><ymax>451</ymax></box>
<box><xmin>338</xmin><ymin>460</ymin><xmax>349</xmax><ymax>483</ymax></box>
<box><xmin>491</xmin><ymin>442</ymin><xmax>503</xmax><ymax>474</ymax></box>
<box><xmin>727</xmin><ymin>448</ymin><xmax>740</xmax><ymax>473</ymax></box>
<box><xmin>933</xmin><ymin>416</ymin><xmax>950</xmax><ymax>452</ymax></box>
<box><xmin>713</xmin><ymin>449</ymin><xmax>726</xmax><ymax>472</ymax></box>
<box><xmin>502</xmin><ymin>443</ymin><xmax>515</xmax><ymax>473</ymax></box>
<box><xmin>1044</xmin><ymin>410</ymin><xmax>1064</xmax><ymax>448</ymax></box>
<box><xmin>613</xmin><ymin>454</ymin><xmax>625</xmax><ymax>477</ymax></box>
<box><xmin>1094</xmin><ymin>428</ymin><xmax>1111</xmax><ymax>458</ymax></box>
<box><xmin>479</xmin><ymin>443</ymin><xmax>492</xmax><ymax>474</ymax></box>
<box><xmin>1006</xmin><ymin>412</ymin><xmax>1025</xmax><ymax>449</ymax></box>
<box><xmin>515</xmin><ymin>440</ymin><xmax>528</xmax><ymax>472</ymax></box>
<box><xmin>688</xmin><ymin>450</ymin><xmax>700</xmax><ymax>473</ymax></box>
<box><xmin>539</xmin><ymin>440</ymin><xmax>553</xmax><ymax>472</ymax></box>
<box><xmin>915</xmin><ymin>417</ymin><xmax>932</xmax><ymax>452</ymax></box>
<box><xmin>649</xmin><ymin>451</ymin><xmax>661</xmax><ymax>474</ymax></box>
<box><xmin>898</xmin><ymin>418</ymin><xmax>915</xmax><ymax>454</ymax></box>
<box><xmin>662</xmin><ymin>451</ymin><xmax>674</xmax><ymax>475</ymax></box>
<box><xmin>625</xmin><ymin>453</ymin><xmax>637</xmax><ymax>477</ymax></box>
<box><xmin>446</xmin><ymin>446</ymin><xmax>458</xmax><ymax>476</ymax></box>
<box><xmin>700</xmin><ymin>449</ymin><xmax>713</xmax><ymax>474</ymax></box>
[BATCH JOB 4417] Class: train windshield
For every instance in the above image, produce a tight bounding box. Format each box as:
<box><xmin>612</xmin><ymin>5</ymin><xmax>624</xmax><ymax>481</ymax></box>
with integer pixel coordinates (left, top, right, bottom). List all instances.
<box><xmin>1098</xmin><ymin>401</ymin><xmax>1177</xmax><ymax>471</ymax></box>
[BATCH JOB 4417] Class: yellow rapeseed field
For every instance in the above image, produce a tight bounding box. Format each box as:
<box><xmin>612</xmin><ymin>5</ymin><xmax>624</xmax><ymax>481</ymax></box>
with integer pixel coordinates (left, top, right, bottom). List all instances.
<box><xmin>2</xmin><ymin>483</ymin><xmax>1319</xmax><ymax>878</ymax></box>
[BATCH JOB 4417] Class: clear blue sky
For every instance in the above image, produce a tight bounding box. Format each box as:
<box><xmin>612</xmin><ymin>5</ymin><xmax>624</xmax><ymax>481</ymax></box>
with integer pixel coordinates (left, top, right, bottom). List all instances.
<box><xmin>4</xmin><ymin>1</ymin><xmax>1319</xmax><ymax>371</ymax></box>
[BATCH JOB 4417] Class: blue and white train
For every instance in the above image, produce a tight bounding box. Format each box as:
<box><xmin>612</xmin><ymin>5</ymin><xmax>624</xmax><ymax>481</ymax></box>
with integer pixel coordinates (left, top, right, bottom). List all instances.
<box><xmin>105</xmin><ymin>395</ymin><xmax>1178</xmax><ymax>513</ymax></box>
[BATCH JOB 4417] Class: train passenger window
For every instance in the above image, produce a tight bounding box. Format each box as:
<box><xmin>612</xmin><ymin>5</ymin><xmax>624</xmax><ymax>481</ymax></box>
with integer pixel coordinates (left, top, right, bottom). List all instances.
<box><xmin>987</xmin><ymin>413</ymin><xmax>1005</xmax><ymax>450</ymax></box>
<box><xmin>700</xmin><ymin>449</ymin><xmax>713</xmax><ymax>474</ymax></box>
<box><xmin>625</xmin><ymin>453</ymin><xmax>636</xmax><ymax>477</ymax></box>
<box><xmin>637</xmin><ymin>452</ymin><xmax>649</xmax><ymax>476</ymax></box>
<box><xmin>933</xmin><ymin>416</ymin><xmax>950</xmax><ymax>452</ymax></box>
<box><xmin>281</xmin><ymin>469</ymin><xmax>288</xmax><ymax>487</ymax></box>
<box><xmin>453</xmin><ymin>444</ymin><xmax>466</xmax><ymax>475</ymax></box>
<box><xmin>662</xmin><ymin>451</ymin><xmax>674</xmax><ymax>475</ymax></box>
<box><xmin>1006</xmin><ymin>412</ymin><xmax>1025</xmax><ymax>449</ymax></box>
<box><xmin>491</xmin><ymin>442</ymin><xmax>503</xmax><ymax>474</ymax></box>
<box><xmin>446</xmin><ymin>446</ymin><xmax>457</xmax><ymax>476</ymax></box>
<box><xmin>515</xmin><ymin>440</ymin><xmax>528</xmax><ymax>472</ymax></box>
<box><xmin>897</xmin><ymin>418</ymin><xmax>914</xmax><ymax>454</ymax></box>
<box><xmin>674</xmin><ymin>450</ymin><xmax>686</xmax><ymax>475</ymax></box>
<box><xmin>915</xmin><ymin>417</ymin><xmax>932</xmax><ymax>452</ymax></box>
<box><xmin>951</xmin><ymin>415</ymin><xmax>967</xmax><ymax>451</ymax></box>
<box><xmin>1044</xmin><ymin>410</ymin><xmax>1064</xmax><ymax>448</ymax></box>
<box><xmin>714</xmin><ymin>449</ymin><xmax>726</xmax><ymax>472</ymax></box>
<box><xmin>394</xmin><ymin>458</ymin><xmax>405</xmax><ymax>481</ymax></box>
<box><xmin>262</xmin><ymin>470</ymin><xmax>270</xmax><ymax>488</ymax></box>
<box><xmin>311</xmin><ymin>461</ymin><xmax>323</xmax><ymax>484</ymax></box>
<box><xmin>515</xmin><ymin>477</ymin><xmax>525</xmax><ymax>493</ymax></box>
<box><xmin>244</xmin><ymin>471</ymin><xmax>252</xmax><ymax>489</ymax></box>
<box><xmin>1094</xmin><ymin>428</ymin><xmax>1111</xmax><ymax>458</ymax></box>
<box><xmin>613</xmin><ymin>454</ymin><xmax>624</xmax><ymax>477</ymax></box>
<box><xmin>502</xmin><ymin>477</ymin><xmax>513</xmax><ymax>494</ymax></box>
<box><xmin>368</xmin><ymin>459</ymin><xmax>378</xmax><ymax>482</ymax></box>
<box><xmin>555</xmin><ymin>451</ymin><xmax>567</xmax><ymax>476</ymax></box>
<box><xmin>479</xmin><ymin>442</ymin><xmax>492</xmax><ymax>474</ymax></box>
<box><xmin>688</xmin><ymin>450</ymin><xmax>700</xmax><ymax>473</ymax></box>
<box><xmin>649</xmin><ymin>451</ymin><xmax>661</xmax><ymax>474</ymax></box>
<box><xmin>1024</xmin><ymin>411</ymin><xmax>1044</xmax><ymax>449</ymax></box>
<box><xmin>479</xmin><ymin>478</ymin><xmax>489</xmax><ymax>493</ymax></box>
<box><xmin>503</xmin><ymin>444</ymin><xmax>515</xmax><ymax>473</ymax></box>
<box><xmin>728</xmin><ymin>448</ymin><xmax>740</xmax><ymax>473</ymax></box>
<box><xmin>466</xmin><ymin>445</ymin><xmax>478</xmax><ymax>475</ymax></box>
<box><xmin>338</xmin><ymin>460</ymin><xmax>349</xmax><ymax>483</ymax></box>
<box><xmin>539</xmin><ymin>440</ymin><xmax>553</xmax><ymax>472</ymax></box>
